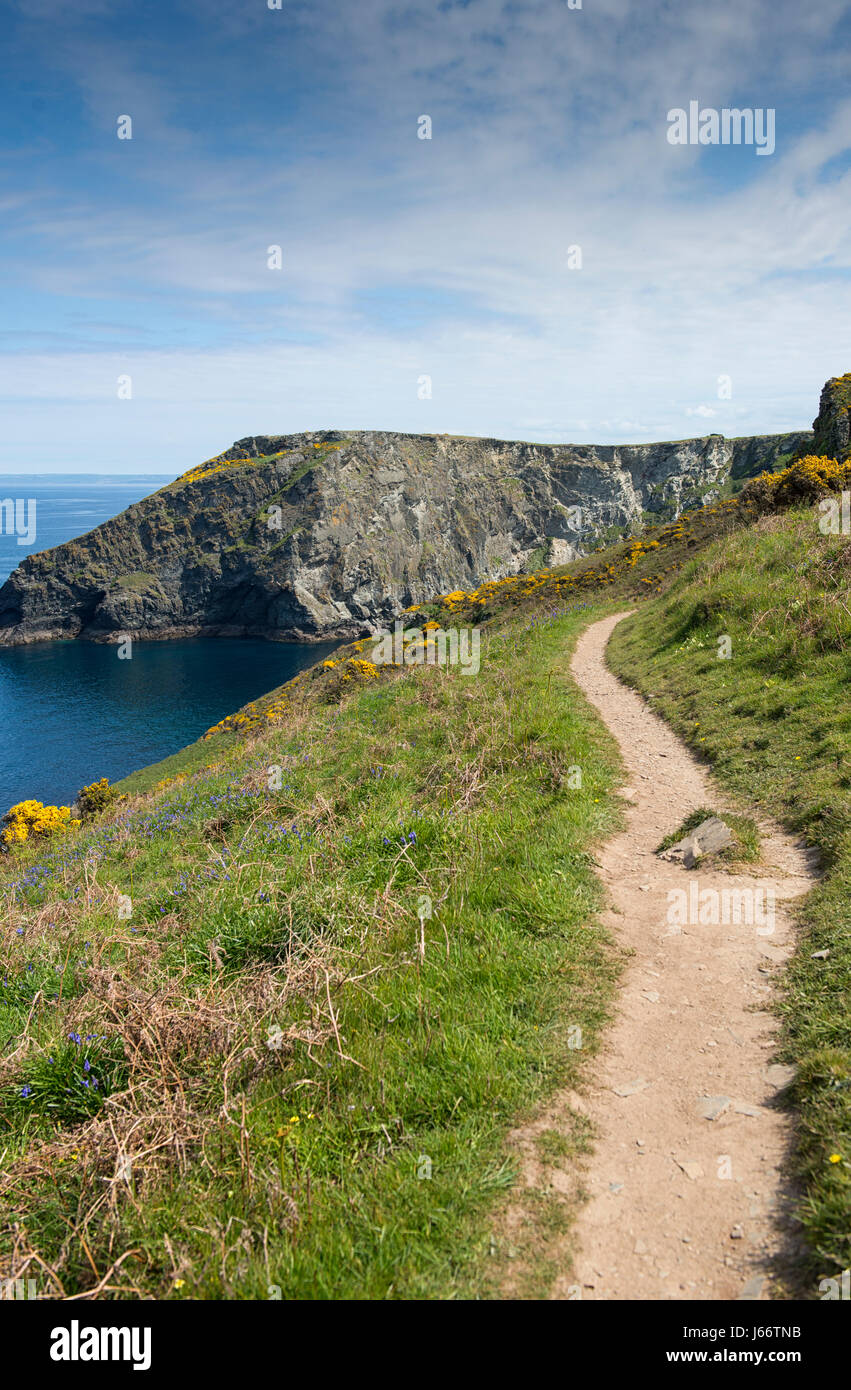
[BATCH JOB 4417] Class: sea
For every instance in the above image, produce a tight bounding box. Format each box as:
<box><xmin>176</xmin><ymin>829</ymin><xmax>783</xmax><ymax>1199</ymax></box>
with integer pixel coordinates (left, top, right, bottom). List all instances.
<box><xmin>0</xmin><ymin>476</ymin><xmax>338</xmax><ymax>810</ymax></box>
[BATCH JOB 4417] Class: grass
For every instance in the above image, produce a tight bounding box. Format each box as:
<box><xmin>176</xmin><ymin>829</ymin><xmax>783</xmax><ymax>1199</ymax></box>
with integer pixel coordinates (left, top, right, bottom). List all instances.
<box><xmin>113</xmin><ymin>572</ymin><xmax>158</xmax><ymax>593</ymax></box>
<box><xmin>607</xmin><ymin>504</ymin><xmax>851</xmax><ymax>1285</ymax></box>
<box><xmin>0</xmin><ymin>599</ymin><xmax>626</xmax><ymax>1299</ymax></box>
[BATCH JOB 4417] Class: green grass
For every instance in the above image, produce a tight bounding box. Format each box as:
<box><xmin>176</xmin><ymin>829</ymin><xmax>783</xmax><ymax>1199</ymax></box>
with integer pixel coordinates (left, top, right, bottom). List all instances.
<box><xmin>113</xmin><ymin>571</ymin><xmax>158</xmax><ymax>593</ymax></box>
<box><xmin>114</xmin><ymin>730</ymin><xmax>240</xmax><ymax>797</ymax></box>
<box><xmin>0</xmin><ymin>600</ymin><xmax>625</xmax><ymax>1299</ymax></box>
<box><xmin>607</xmin><ymin>505</ymin><xmax>851</xmax><ymax>1284</ymax></box>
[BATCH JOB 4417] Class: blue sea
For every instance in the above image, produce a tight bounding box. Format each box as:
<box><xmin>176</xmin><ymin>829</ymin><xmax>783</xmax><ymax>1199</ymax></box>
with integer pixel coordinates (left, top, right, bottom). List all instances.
<box><xmin>0</xmin><ymin>476</ymin><xmax>338</xmax><ymax>811</ymax></box>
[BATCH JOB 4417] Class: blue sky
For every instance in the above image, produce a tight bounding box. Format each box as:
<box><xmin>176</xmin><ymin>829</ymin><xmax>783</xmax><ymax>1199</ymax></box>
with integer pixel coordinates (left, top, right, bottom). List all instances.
<box><xmin>1</xmin><ymin>0</ymin><xmax>849</xmax><ymax>472</ymax></box>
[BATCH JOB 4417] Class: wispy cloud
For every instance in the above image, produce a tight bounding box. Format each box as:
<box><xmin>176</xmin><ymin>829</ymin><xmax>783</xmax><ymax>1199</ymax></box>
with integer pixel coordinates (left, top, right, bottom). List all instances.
<box><xmin>0</xmin><ymin>0</ymin><xmax>848</xmax><ymax>469</ymax></box>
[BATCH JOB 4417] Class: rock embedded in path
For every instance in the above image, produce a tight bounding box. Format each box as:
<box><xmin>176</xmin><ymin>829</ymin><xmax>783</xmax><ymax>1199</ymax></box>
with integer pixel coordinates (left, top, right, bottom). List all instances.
<box><xmin>660</xmin><ymin>815</ymin><xmax>735</xmax><ymax>867</ymax></box>
<box><xmin>612</xmin><ymin>1078</ymin><xmax>651</xmax><ymax>1097</ymax></box>
<box><xmin>697</xmin><ymin>1094</ymin><xmax>731</xmax><ymax>1121</ymax></box>
<box><xmin>731</xmin><ymin>1100</ymin><xmax>761</xmax><ymax>1118</ymax></box>
<box><xmin>764</xmin><ymin>1063</ymin><xmax>796</xmax><ymax>1088</ymax></box>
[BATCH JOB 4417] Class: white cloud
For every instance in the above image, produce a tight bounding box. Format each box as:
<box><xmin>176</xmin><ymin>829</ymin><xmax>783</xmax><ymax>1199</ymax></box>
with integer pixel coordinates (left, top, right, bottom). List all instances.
<box><xmin>1</xmin><ymin>0</ymin><xmax>849</xmax><ymax>469</ymax></box>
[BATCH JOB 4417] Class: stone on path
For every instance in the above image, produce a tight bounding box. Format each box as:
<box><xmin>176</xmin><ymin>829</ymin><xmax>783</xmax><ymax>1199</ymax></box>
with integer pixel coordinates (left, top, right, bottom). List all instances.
<box><xmin>660</xmin><ymin>815</ymin><xmax>735</xmax><ymax>867</ymax></box>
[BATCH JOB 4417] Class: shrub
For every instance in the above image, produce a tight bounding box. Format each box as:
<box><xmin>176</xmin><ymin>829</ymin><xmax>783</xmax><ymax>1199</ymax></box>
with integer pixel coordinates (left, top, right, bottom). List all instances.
<box><xmin>342</xmin><ymin>658</ymin><xmax>380</xmax><ymax>683</ymax></box>
<box><xmin>742</xmin><ymin>455</ymin><xmax>851</xmax><ymax>511</ymax></box>
<box><xmin>1</xmin><ymin>799</ymin><xmax>79</xmax><ymax>847</ymax></box>
<box><xmin>77</xmin><ymin>777</ymin><xmax>120</xmax><ymax>821</ymax></box>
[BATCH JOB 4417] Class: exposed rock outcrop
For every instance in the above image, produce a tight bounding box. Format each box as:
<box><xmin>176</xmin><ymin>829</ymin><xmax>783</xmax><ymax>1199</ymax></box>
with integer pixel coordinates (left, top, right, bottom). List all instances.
<box><xmin>812</xmin><ymin>373</ymin><xmax>851</xmax><ymax>460</ymax></box>
<box><xmin>0</xmin><ymin>419</ymin><xmax>814</xmax><ymax>646</ymax></box>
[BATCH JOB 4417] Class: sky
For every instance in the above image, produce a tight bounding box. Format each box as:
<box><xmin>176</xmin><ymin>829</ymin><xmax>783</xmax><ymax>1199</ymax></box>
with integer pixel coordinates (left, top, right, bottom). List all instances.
<box><xmin>0</xmin><ymin>0</ymin><xmax>849</xmax><ymax>473</ymax></box>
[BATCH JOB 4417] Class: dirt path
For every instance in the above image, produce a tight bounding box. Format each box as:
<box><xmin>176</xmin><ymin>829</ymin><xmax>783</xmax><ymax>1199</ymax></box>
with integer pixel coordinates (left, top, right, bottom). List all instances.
<box><xmin>532</xmin><ymin>612</ymin><xmax>816</xmax><ymax>1301</ymax></box>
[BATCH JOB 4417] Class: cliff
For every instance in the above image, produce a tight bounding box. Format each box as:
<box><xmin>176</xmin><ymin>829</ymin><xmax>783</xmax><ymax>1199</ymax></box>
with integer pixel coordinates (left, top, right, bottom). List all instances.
<box><xmin>811</xmin><ymin>372</ymin><xmax>851</xmax><ymax>460</ymax></box>
<box><xmin>0</xmin><ymin>421</ymin><xmax>813</xmax><ymax>646</ymax></box>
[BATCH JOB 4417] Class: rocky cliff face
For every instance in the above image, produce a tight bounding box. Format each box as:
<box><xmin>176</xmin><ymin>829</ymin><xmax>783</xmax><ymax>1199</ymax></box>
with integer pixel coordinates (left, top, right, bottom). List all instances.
<box><xmin>0</xmin><ymin>421</ymin><xmax>813</xmax><ymax>646</ymax></box>
<box><xmin>812</xmin><ymin>373</ymin><xmax>851</xmax><ymax>460</ymax></box>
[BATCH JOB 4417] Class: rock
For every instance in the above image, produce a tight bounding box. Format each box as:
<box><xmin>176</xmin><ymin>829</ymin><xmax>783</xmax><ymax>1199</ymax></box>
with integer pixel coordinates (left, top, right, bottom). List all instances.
<box><xmin>758</xmin><ymin>943</ymin><xmax>790</xmax><ymax>963</ymax></box>
<box><xmin>732</xmin><ymin>1100</ymin><xmax>761</xmax><ymax>1118</ymax></box>
<box><xmin>811</xmin><ymin>949</ymin><xmax>830</xmax><ymax>960</ymax></box>
<box><xmin>0</xmin><ymin>419</ymin><xmax>818</xmax><ymax>647</ymax></box>
<box><xmin>764</xmin><ymin>1063</ymin><xmax>796</xmax><ymax>1089</ymax></box>
<box><xmin>698</xmin><ymin>1095</ymin><xmax>731</xmax><ymax>1121</ymax></box>
<box><xmin>812</xmin><ymin>373</ymin><xmax>851</xmax><ymax>460</ymax></box>
<box><xmin>674</xmin><ymin>1158</ymin><xmax>704</xmax><ymax>1181</ymax></box>
<box><xmin>730</xmin><ymin>1224</ymin><xmax>745</xmax><ymax>1240</ymax></box>
<box><xmin>660</xmin><ymin>816</ymin><xmax>735</xmax><ymax>867</ymax></box>
<box><xmin>738</xmin><ymin>1276</ymin><xmax>765</xmax><ymax>1300</ymax></box>
<box><xmin>612</xmin><ymin>1078</ymin><xmax>650</xmax><ymax>1097</ymax></box>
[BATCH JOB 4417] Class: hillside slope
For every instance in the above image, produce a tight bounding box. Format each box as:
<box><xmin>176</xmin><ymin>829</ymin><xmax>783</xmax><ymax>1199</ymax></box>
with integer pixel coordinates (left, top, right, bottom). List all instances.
<box><xmin>2</xmin><ymin>435</ymin><xmax>850</xmax><ymax>1301</ymax></box>
<box><xmin>0</xmin><ymin>594</ymin><xmax>626</xmax><ymax>1299</ymax></box>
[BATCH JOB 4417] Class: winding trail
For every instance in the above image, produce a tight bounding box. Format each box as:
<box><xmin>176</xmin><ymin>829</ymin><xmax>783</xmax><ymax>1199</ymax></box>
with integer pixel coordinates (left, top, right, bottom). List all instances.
<box><xmin>549</xmin><ymin>612</ymin><xmax>817</xmax><ymax>1300</ymax></box>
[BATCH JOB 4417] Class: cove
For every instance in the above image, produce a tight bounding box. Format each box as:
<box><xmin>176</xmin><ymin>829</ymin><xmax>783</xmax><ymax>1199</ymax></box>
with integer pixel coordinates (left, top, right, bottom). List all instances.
<box><xmin>0</xmin><ymin>635</ymin><xmax>339</xmax><ymax>813</ymax></box>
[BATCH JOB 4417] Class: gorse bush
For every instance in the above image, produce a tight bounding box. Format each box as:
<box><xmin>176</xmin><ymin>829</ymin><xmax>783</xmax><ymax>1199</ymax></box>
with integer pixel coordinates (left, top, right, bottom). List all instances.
<box><xmin>77</xmin><ymin>777</ymin><xmax>120</xmax><ymax>821</ymax></box>
<box><xmin>1</xmin><ymin>800</ymin><xmax>79</xmax><ymax>848</ymax></box>
<box><xmin>742</xmin><ymin>455</ymin><xmax>851</xmax><ymax>511</ymax></box>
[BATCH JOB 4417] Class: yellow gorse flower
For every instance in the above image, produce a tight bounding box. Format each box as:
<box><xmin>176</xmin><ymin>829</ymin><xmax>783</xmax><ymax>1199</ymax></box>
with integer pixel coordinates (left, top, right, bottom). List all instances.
<box><xmin>1</xmin><ymin>799</ymin><xmax>79</xmax><ymax>846</ymax></box>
